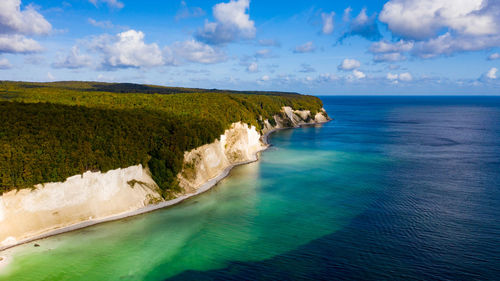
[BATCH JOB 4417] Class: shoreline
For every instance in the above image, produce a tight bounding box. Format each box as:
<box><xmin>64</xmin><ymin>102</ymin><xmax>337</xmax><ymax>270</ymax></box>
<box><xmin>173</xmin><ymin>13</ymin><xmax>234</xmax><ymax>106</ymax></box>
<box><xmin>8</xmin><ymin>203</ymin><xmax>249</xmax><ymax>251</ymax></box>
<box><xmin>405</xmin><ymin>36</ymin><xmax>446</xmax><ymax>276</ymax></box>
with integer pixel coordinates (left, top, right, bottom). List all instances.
<box><xmin>0</xmin><ymin>120</ymin><xmax>329</xmax><ymax>255</ymax></box>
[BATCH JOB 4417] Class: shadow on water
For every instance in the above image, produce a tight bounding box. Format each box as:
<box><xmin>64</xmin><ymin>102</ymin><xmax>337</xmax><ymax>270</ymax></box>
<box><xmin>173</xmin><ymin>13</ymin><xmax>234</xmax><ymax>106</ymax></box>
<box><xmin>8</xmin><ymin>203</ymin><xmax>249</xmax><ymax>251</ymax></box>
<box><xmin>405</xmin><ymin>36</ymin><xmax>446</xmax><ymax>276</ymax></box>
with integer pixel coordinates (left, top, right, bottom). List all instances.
<box><xmin>167</xmin><ymin>185</ymin><xmax>500</xmax><ymax>281</ymax></box>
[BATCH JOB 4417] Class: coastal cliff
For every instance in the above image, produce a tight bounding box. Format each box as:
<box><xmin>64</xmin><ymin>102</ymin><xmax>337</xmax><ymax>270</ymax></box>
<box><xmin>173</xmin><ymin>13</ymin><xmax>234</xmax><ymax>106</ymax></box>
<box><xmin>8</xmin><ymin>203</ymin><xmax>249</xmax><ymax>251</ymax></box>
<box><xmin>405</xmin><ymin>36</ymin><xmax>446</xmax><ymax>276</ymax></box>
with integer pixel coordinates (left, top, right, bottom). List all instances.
<box><xmin>0</xmin><ymin>106</ymin><xmax>329</xmax><ymax>250</ymax></box>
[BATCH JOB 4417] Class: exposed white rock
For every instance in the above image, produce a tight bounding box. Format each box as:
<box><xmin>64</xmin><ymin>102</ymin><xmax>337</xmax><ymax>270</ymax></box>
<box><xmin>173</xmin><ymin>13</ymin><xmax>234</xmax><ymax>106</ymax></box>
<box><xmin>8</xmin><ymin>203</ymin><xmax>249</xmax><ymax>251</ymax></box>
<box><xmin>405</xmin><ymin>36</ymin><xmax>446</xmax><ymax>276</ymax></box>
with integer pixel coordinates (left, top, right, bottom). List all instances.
<box><xmin>0</xmin><ymin>165</ymin><xmax>161</xmax><ymax>247</ymax></box>
<box><xmin>0</xmin><ymin>106</ymin><xmax>330</xmax><ymax>250</ymax></box>
<box><xmin>177</xmin><ymin>122</ymin><xmax>265</xmax><ymax>193</ymax></box>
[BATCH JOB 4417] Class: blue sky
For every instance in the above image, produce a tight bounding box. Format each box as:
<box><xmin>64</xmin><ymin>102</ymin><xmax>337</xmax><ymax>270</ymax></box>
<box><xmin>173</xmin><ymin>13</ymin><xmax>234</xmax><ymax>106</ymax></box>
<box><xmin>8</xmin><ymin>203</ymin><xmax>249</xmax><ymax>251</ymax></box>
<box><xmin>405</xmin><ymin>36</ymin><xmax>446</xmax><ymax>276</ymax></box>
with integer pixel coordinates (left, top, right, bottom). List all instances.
<box><xmin>1</xmin><ymin>0</ymin><xmax>499</xmax><ymax>95</ymax></box>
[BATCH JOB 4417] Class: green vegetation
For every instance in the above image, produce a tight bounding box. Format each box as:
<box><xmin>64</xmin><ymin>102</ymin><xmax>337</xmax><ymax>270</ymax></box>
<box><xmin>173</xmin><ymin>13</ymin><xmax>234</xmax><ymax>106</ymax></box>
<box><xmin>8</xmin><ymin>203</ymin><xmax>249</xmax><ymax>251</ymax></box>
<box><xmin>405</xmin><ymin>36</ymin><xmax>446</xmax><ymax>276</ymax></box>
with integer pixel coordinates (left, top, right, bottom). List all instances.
<box><xmin>0</xmin><ymin>81</ymin><xmax>324</xmax><ymax>196</ymax></box>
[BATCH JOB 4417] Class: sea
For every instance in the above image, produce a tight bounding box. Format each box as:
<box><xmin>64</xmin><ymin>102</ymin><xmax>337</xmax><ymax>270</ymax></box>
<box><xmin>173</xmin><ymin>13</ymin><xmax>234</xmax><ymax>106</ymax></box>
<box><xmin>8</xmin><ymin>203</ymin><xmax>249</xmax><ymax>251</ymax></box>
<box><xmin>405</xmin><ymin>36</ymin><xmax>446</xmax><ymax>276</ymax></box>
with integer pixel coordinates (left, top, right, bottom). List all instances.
<box><xmin>1</xmin><ymin>96</ymin><xmax>499</xmax><ymax>280</ymax></box>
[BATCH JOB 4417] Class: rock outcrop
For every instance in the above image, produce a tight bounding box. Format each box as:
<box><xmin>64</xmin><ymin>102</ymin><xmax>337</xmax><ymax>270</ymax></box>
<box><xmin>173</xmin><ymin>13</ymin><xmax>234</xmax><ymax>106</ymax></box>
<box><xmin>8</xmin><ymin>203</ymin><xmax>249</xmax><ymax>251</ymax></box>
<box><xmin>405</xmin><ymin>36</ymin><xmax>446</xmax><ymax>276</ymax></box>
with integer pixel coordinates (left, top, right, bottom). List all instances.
<box><xmin>0</xmin><ymin>106</ymin><xmax>330</xmax><ymax>249</ymax></box>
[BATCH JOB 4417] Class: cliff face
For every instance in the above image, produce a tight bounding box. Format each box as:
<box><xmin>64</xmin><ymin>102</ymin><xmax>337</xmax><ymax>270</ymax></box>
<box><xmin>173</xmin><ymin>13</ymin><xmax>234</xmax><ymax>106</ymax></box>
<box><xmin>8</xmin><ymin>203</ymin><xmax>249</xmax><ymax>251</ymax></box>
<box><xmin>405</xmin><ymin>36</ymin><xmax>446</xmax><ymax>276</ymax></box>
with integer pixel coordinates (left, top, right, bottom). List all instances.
<box><xmin>177</xmin><ymin>122</ymin><xmax>265</xmax><ymax>193</ymax></box>
<box><xmin>178</xmin><ymin>106</ymin><xmax>329</xmax><ymax>193</ymax></box>
<box><xmin>0</xmin><ymin>165</ymin><xmax>161</xmax><ymax>247</ymax></box>
<box><xmin>0</xmin><ymin>106</ymin><xmax>330</xmax><ymax>249</ymax></box>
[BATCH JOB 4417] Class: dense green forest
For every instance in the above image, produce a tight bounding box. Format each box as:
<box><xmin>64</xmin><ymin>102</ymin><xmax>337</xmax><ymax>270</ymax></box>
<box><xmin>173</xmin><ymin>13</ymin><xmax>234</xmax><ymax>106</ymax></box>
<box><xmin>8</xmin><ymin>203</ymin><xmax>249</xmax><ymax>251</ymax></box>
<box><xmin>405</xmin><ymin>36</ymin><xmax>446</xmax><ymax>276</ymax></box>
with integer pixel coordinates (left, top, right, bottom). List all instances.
<box><xmin>0</xmin><ymin>81</ymin><xmax>324</xmax><ymax>196</ymax></box>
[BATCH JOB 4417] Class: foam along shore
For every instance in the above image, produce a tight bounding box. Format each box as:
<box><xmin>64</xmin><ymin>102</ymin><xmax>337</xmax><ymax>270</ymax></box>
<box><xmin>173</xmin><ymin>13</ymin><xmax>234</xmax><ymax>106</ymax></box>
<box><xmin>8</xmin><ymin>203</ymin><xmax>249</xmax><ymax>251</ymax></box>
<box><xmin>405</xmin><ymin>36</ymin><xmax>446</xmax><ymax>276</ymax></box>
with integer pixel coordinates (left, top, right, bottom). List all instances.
<box><xmin>0</xmin><ymin>106</ymin><xmax>330</xmax><ymax>253</ymax></box>
<box><xmin>0</xmin><ymin>255</ymin><xmax>9</xmax><ymax>271</ymax></box>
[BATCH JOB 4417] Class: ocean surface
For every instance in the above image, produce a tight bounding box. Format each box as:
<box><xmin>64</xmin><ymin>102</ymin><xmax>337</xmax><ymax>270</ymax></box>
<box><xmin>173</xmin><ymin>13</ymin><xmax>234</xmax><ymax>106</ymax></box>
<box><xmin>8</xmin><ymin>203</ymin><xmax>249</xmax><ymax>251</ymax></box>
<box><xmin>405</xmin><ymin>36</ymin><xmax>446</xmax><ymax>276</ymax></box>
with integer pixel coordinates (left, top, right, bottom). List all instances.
<box><xmin>1</xmin><ymin>96</ymin><xmax>500</xmax><ymax>280</ymax></box>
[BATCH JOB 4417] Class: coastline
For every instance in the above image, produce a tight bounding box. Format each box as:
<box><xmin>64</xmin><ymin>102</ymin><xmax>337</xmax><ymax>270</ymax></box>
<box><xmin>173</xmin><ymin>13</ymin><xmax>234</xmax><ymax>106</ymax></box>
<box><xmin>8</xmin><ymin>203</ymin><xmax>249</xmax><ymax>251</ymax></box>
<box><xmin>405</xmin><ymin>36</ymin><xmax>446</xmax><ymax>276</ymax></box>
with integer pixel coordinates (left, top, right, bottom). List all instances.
<box><xmin>0</xmin><ymin>119</ymin><xmax>329</xmax><ymax>255</ymax></box>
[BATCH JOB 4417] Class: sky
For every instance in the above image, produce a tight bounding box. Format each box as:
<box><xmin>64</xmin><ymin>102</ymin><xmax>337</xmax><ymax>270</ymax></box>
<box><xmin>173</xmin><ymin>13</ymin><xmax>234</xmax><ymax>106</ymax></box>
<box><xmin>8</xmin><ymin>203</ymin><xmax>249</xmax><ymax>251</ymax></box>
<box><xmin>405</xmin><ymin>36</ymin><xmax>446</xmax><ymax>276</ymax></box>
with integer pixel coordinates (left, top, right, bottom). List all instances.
<box><xmin>1</xmin><ymin>0</ymin><xmax>500</xmax><ymax>95</ymax></box>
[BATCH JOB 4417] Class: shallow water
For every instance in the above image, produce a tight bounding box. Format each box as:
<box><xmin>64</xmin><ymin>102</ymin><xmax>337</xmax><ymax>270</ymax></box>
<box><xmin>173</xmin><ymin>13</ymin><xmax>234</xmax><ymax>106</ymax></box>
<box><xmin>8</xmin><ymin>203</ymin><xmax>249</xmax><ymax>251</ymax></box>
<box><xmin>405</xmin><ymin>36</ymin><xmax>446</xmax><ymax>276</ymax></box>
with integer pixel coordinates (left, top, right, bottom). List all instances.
<box><xmin>1</xmin><ymin>96</ymin><xmax>500</xmax><ymax>280</ymax></box>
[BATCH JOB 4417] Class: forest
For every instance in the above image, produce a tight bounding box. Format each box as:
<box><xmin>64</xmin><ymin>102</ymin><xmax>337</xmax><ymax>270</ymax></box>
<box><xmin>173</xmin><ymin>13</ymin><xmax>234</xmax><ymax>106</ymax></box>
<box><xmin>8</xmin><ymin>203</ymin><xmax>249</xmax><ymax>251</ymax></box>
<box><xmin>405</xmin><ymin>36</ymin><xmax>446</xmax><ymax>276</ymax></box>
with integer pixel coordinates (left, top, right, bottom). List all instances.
<box><xmin>0</xmin><ymin>81</ymin><xmax>324</xmax><ymax>197</ymax></box>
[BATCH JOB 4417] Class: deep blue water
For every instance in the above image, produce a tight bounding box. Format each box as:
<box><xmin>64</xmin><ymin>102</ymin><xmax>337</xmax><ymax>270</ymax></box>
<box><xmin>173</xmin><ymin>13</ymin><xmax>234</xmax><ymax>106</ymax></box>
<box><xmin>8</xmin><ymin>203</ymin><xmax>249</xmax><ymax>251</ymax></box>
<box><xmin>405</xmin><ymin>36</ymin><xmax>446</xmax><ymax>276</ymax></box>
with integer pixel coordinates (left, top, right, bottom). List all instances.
<box><xmin>171</xmin><ymin>96</ymin><xmax>500</xmax><ymax>280</ymax></box>
<box><xmin>3</xmin><ymin>96</ymin><xmax>500</xmax><ymax>281</ymax></box>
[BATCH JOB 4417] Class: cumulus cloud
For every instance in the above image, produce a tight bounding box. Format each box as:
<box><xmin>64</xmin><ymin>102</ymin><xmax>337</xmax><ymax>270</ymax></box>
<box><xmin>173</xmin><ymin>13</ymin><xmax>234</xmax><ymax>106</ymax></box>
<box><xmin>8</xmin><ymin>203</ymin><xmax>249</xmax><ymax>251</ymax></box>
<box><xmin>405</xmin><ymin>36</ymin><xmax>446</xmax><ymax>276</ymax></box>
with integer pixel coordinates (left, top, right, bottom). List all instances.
<box><xmin>52</xmin><ymin>46</ymin><xmax>93</xmax><ymax>69</ymax></box>
<box><xmin>352</xmin><ymin>69</ymin><xmax>366</xmax><ymax>79</ymax></box>
<box><xmin>488</xmin><ymin>53</ymin><xmax>500</xmax><ymax>60</ymax></box>
<box><xmin>321</xmin><ymin>12</ymin><xmax>335</xmax><ymax>35</ymax></box>
<box><xmin>318</xmin><ymin>73</ymin><xmax>338</xmax><ymax>82</ymax></box>
<box><xmin>0</xmin><ymin>34</ymin><xmax>42</xmax><ymax>53</ymax></box>
<box><xmin>380</xmin><ymin>0</ymin><xmax>497</xmax><ymax>40</ymax></box>
<box><xmin>486</xmin><ymin>67</ymin><xmax>498</xmax><ymax>79</ymax></box>
<box><xmin>386</xmin><ymin>73</ymin><xmax>398</xmax><ymax>80</ymax></box>
<box><xmin>90</xmin><ymin>29</ymin><xmax>164</xmax><ymax>68</ymax></box>
<box><xmin>377</xmin><ymin>0</ymin><xmax>500</xmax><ymax>58</ymax></box>
<box><xmin>342</xmin><ymin>7</ymin><xmax>352</xmax><ymax>22</ymax></box>
<box><xmin>0</xmin><ymin>57</ymin><xmax>12</xmax><ymax>69</ymax></box>
<box><xmin>176</xmin><ymin>1</ymin><xmax>205</xmax><ymax>21</ymax></box>
<box><xmin>89</xmin><ymin>0</ymin><xmax>124</xmax><ymax>9</ymax></box>
<box><xmin>411</xmin><ymin>32</ymin><xmax>500</xmax><ymax>58</ymax></box>
<box><xmin>172</xmin><ymin>39</ymin><xmax>226</xmax><ymax>64</ymax></box>
<box><xmin>387</xmin><ymin>72</ymin><xmax>413</xmax><ymax>82</ymax></box>
<box><xmin>260</xmin><ymin>75</ymin><xmax>270</xmax><ymax>81</ymax></box>
<box><xmin>196</xmin><ymin>0</ymin><xmax>255</xmax><ymax>45</ymax></box>
<box><xmin>399</xmin><ymin>72</ymin><xmax>413</xmax><ymax>81</ymax></box>
<box><xmin>369</xmin><ymin>40</ymin><xmax>412</xmax><ymax>62</ymax></box>
<box><xmin>0</xmin><ymin>0</ymin><xmax>51</xmax><ymax>54</ymax></box>
<box><xmin>294</xmin><ymin>41</ymin><xmax>315</xmax><ymax>53</ymax></box>
<box><xmin>0</xmin><ymin>0</ymin><xmax>52</xmax><ymax>35</ymax></box>
<box><xmin>342</xmin><ymin>8</ymin><xmax>381</xmax><ymax>41</ymax></box>
<box><xmin>338</xmin><ymin>58</ymin><xmax>361</xmax><ymax>71</ymax></box>
<box><xmin>247</xmin><ymin>61</ymin><xmax>258</xmax><ymax>72</ymax></box>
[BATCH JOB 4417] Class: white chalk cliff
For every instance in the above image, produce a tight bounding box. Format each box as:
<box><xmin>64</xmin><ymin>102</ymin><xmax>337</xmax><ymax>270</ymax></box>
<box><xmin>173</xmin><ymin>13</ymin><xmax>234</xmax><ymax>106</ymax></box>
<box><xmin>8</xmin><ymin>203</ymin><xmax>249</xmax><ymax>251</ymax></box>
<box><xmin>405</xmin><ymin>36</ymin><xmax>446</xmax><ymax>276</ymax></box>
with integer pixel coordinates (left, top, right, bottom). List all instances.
<box><xmin>0</xmin><ymin>107</ymin><xmax>329</xmax><ymax>249</ymax></box>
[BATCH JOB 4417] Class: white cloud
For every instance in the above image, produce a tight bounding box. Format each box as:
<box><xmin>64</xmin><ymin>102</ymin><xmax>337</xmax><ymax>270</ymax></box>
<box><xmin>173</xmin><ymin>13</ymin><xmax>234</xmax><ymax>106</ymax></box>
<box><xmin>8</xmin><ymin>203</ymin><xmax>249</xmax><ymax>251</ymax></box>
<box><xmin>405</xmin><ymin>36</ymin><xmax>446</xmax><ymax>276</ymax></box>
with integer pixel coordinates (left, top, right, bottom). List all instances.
<box><xmin>0</xmin><ymin>0</ymin><xmax>51</xmax><ymax>54</ymax></box>
<box><xmin>0</xmin><ymin>57</ymin><xmax>12</xmax><ymax>69</ymax></box>
<box><xmin>386</xmin><ymin>72</ymin><xmax>413</xmax><ymax>82</ymax></box>
<box><xmin>352</xmin><ymin>69</ymin><xmax>366</xmax><ymax>79</ymax></box>
<box><xmin>343</xmin><ymin>7</ymin><xmax>352</xmax><ymax>22</ymax></box>
<box><xmin>53</xmin><ymin>46</ymin><xmax>93</xmax><ymax>69</ymax></box>
<box><xmin>377</xmin><ymin>0</ymin><xmax>500</xmax><ymax>58</ymax></box>
<box><xmin>373</xmin><ymin>52</ymin><xmax>406</xmax><ymax>62</ymax></box>
<box><xmin>338</xmin><ymin>58</ymin><xmax>361</xmax><ymax>71</ymax></box>
<box><xmin>488</xmin><ymin>53</ymin><xmax>500</xmax><ymax>60</ymax></box>
<box><xmin>411</xmin><ymin>32</ymin><xmax>500</xmax><ymax>58</ymax></box>
<box><xmin>370</xmin><ymin>40</ymin><xmax>414</xmax><ymax>53</ymax></box>
<box><xmin>89</xmin><ymin>0</ymin><xmax>124</xmax><ymax>9</ymax></box>
<box><xmin>342</xmin><ymin>8</ymin><xmax>381</xmax><ymax>40</ymax></box>
<box><xmin>260</xmin><ymin>75</ymin><xmax>270</xmax><ymax>81</ymax></box>
<box><xmin>399</xmin><ymin>72</ymin><xmax>413</xmax><ymax>81</ymax></box>
<box><xmin>321</xmin><ymin>12</ymin><xmax>335</xmax><ymax>35</ymax></box>
<box><xmin>176</xmin><ymin>1</ymin><xmax>205</xmax><ymax>21</ymax></box>
<box><xmin>172</xmin><ymin>39</ymin><xmax>227</xmax><ymax>64</ymax></box>
<box><xmin>371</xmin><ymin>33</ymin><xmax>500</xmax><ymax>59</ymax></box>
<box><xmin>0</xmin><ymin>34</ymin><xmax>42</xmax><ymax>53</ymax></box>
<box><xmin>386</xmin><ymin>73</ymin><xmax>398</xmax><ymax>80</ymax></box>
<box><xmin>88</xmin><ymin>18</ymin><xmax>114</xmax><ymax>29</ymax></box>
<box><xmin>486</xmin><ymin>67</ymin><xmax>497</xmax><ymax>79</ymax></box>
<box><xmin>247</xmin><ymin>61</ymin><xmax>258</xmax><ymax>72</ymax></box>
<box><xmin>255</xmin><ymin>48</ymin><xmax>273</xmax><ymax>58</ymax></box>
<box><xmin>90</xmin><ymin>29</ymin><xmax>164</xmax><ymax>68</ymax></box>
<box><xmin>196</xmin><ymin>0</ymin><xmax>255</xmax><ymax>45</ymax></box>
<box><xmin>294</xmin><ymin>41</ymin><xmax>315</xmax><ymax>53</ymax></box>
<box><xmin>318</xmin><ymin>73</ymin><xmax>338</xmax><ymax>82</ymax></box>
<box><xmin>380</xmin><ymin>0</ymin><xmax>497</xmax><ymax>40</ymax></box>
<box><xmin>0</xmin><ymin>0</ymin><xmax>52</xmax><ymax>35</ymax></box>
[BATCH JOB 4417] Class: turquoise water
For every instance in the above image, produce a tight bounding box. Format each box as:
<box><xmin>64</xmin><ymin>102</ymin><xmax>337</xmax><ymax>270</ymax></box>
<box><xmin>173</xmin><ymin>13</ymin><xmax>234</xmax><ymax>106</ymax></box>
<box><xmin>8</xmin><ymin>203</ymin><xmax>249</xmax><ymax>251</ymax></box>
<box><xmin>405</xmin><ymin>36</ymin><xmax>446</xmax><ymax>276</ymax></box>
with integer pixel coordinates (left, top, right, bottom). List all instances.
<box><xmin>1</xmin><ymin>97</ymin><xmax>500</xmax><ymax>280</ymax></box>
